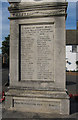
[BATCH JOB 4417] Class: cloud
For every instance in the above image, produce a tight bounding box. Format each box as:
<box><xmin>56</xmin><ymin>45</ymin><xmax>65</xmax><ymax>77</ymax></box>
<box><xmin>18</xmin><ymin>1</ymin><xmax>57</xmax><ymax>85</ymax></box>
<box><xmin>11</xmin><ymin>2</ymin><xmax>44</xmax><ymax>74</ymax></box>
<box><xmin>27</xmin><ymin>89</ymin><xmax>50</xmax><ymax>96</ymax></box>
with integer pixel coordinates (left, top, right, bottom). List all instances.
<box><xmin>2</xmin><ymin>24</ymin><xmax>10</xmax><ymax>36</ymax></box>
<box><xmin>67</xmin><ymin>0</ymin><xmax>78</xmax><ymax>2</ymax></box>
<box><xmin>0</xmin><ymin>0</ymin><xmax>8</xmax><ymax>2</ymax></box>
<box><xmin>0</xmin><ymin>2</ymin><xmax>2</xmax><ymax>47</ymax></box>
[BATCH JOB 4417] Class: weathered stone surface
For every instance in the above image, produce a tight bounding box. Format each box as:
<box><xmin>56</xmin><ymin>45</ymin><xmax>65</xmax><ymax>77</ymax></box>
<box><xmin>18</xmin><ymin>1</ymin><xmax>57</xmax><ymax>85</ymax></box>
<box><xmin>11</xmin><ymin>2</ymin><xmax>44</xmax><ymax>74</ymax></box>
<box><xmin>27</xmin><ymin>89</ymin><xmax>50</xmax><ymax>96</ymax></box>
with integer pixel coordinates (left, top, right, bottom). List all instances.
<box><xmin>5</xmin><ymin>0</ymin><xmax>69</xmax><ymax>115</ymax></box>
<box><xmin>20</xmin><ymin>24</ymin><xmax>54</xmax><ymax>81</ymax></box>
<box><xmin>5</xmin><ymin>88</ymin><xmax>69</xmax><ymax>114</ymax></box>
<box><xmin>8</xmin><ymin>1</ymin><xmax>67</xmax><ymax>19</ymax></box>
<box><xmin>6</xmin><ymin>88</ymin><xmax>69</xmax><ymax>99</ymax></box>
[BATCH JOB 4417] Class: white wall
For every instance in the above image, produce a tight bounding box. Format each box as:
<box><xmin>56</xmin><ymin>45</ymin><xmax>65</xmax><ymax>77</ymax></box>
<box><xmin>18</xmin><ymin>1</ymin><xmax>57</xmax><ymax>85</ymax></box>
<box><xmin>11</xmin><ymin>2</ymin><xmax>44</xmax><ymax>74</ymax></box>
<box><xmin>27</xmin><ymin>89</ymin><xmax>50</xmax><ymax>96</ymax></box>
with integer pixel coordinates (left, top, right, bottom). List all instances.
<box><xmin>66</xmin><ymin>46</ymin><xmax>78</xmax><ymax>71</ymax></box>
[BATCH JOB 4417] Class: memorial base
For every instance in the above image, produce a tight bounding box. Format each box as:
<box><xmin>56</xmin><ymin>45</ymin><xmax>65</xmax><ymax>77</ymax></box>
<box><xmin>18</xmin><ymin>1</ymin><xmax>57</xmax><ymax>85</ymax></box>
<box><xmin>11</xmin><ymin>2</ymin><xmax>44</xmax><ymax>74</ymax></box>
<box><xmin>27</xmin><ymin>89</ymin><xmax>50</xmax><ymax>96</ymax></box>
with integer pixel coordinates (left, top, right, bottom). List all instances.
<box><xmin>5</xmin><ymin>88</ymin><xmax>69</xmax><ymax>115</ymax></box>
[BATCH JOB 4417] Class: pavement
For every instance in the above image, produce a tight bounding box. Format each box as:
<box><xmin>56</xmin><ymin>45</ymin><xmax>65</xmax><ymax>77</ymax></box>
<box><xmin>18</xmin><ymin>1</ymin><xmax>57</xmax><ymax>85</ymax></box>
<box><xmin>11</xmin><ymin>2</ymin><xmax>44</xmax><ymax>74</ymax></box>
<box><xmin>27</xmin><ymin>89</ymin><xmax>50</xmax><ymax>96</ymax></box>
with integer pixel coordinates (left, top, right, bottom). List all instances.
<box><xmin>1</xmin><ymin>108</ymin><xmax>78</xmax><ymax>119</ymax></box>
<box><xmin>1</xmin><ymin>97</ymin><xmax>78</xmax><ymax>119</ymax></box>
<box><xmin>1</xmin><ymin>69</ymin><xmax>78</xmax><ymax>119</ymax></box>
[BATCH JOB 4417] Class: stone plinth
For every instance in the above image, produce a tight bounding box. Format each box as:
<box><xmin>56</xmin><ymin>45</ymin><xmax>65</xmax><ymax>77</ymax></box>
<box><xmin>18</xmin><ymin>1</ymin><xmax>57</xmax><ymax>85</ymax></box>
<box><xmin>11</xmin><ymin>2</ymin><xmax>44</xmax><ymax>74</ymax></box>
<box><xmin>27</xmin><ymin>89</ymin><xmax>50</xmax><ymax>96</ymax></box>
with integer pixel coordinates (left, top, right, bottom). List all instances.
<box><xmin>5</xmin><ymin>0</ymin><xmax>69</xmax><ymax>114</ymax></box>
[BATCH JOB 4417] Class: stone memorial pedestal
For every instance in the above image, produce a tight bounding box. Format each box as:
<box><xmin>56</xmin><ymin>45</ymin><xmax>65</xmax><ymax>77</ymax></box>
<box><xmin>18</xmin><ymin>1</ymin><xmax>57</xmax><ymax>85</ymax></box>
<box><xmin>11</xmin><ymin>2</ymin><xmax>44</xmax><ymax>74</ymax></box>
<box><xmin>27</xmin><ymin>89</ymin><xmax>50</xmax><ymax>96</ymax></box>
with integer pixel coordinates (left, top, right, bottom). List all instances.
<box><xmin>6</xmin><ymin>0</ymin><xmax>69</xmax><ymax>114</ymax></box>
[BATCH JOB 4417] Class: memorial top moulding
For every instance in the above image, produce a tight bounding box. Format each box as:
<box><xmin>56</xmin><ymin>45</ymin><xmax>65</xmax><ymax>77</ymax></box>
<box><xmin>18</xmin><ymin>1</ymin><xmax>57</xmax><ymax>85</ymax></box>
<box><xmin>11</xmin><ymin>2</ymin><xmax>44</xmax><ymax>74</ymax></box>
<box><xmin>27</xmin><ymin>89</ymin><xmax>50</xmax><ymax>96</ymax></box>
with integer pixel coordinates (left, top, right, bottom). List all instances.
<box><xmin>8</xmin><ymin>0</ymin><xmax>68</xmax><ymax>20</ymax></box>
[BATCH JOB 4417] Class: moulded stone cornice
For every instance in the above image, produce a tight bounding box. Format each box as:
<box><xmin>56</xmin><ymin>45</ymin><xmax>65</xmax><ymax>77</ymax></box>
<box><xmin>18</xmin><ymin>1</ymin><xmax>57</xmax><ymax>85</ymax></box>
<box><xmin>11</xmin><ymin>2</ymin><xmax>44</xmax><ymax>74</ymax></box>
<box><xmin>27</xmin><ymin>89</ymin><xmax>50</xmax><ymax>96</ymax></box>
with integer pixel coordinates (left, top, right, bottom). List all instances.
<box><xmin>8</xmin><ymin>2</ymin><xmax>67</xmax><ymax>19</ymax></box>
<box><xmin>8</xmin><ymin>2</ymin><xmax>68</xmax><ymax>12</ymax></box>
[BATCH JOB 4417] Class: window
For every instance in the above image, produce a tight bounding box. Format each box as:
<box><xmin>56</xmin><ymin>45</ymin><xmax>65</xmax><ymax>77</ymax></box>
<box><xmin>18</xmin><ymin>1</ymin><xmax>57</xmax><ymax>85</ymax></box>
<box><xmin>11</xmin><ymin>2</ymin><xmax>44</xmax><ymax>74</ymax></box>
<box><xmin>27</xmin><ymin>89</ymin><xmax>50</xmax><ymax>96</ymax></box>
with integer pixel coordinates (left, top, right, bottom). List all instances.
<box><xmin>72</xmin><ymin>45</ymin><xmax>78</xmax><ymax>53</ymax></box>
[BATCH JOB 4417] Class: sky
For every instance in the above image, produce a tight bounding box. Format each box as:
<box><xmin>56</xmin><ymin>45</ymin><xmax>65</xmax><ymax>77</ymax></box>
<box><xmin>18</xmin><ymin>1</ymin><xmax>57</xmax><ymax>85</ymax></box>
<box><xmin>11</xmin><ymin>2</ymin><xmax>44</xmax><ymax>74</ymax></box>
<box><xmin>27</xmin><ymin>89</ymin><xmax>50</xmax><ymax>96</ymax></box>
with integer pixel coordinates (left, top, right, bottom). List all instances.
<box><xmin>0</xmin><ymin>0</ymin><xmax>78</xmax><ymax>51</ymax></box>
<box><xmin>66</xmin><ymin>2</ymin><xmax>77</xmax><ymax>29</ymax></box>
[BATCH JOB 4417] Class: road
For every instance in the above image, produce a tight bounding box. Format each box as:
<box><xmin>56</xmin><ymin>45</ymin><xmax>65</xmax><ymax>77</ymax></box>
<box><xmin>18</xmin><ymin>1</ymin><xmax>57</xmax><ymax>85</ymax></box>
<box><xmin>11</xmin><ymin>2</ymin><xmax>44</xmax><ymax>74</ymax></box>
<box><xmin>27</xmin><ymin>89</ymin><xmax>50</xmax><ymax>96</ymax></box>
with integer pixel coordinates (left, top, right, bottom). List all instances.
<box><xmin>2</xmin><ymin>68</ymin><xmax>9</xmax><ymax>91</ymax></box>
<box><xmin>66</xmin><ymin>72</ymin><xmax>78</xmax><ymax>95</ymax></box>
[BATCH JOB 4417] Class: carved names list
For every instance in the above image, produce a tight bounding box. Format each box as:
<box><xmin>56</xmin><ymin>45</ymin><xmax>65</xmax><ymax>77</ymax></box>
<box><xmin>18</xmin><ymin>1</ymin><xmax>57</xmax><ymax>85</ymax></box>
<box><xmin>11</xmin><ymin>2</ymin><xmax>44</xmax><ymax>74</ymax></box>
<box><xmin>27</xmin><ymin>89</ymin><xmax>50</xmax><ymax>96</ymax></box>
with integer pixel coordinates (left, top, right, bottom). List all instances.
<box><xmin>21</xmin><ymin>24</ymin><xmax>54</xmax><ymax>81</ymax></box>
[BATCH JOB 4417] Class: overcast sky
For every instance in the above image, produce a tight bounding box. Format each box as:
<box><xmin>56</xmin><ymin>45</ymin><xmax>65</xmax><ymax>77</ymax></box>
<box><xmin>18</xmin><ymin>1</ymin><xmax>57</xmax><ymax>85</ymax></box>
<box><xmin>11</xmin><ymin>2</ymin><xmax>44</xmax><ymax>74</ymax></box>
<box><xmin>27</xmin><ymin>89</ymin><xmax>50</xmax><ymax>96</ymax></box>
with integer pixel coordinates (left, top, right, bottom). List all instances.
<box><xmin>0</xmin><ymin>0</ymin><xmax>78</xmax><ymax>51</ymax></box>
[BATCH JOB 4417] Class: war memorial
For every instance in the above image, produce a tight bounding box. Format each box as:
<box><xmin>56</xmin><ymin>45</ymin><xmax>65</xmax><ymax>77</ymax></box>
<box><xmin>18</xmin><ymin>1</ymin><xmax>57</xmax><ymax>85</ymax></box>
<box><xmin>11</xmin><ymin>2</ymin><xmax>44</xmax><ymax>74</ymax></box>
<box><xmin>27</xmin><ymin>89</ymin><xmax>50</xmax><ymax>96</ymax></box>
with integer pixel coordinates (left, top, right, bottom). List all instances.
<box><xmin>5</xmin><ymin>0</ymin><xmax>69</xmax><ymax>115</ymax></box>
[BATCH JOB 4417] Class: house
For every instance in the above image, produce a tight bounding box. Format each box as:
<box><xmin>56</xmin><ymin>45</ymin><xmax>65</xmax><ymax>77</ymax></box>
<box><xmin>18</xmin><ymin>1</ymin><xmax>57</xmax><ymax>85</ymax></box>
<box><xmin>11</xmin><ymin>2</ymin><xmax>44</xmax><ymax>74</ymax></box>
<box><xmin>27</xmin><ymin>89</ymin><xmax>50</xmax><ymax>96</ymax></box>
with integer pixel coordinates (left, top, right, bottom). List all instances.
<box><xmin>66</xmin><ymin>21</ymin><xmax>78</xmax><ymax>71</ymax></box>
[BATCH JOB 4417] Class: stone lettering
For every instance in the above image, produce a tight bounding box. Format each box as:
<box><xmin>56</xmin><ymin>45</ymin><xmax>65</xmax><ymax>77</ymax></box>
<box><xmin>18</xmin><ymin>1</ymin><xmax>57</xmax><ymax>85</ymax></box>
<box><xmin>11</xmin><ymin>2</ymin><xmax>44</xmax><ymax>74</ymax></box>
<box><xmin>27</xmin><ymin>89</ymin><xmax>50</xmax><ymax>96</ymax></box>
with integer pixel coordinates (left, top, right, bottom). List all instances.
<box><xmin>20</xmin><ymin>24</ymin><xmax>54</xmax><ymax>81</ymax></box>
<box><xmin>14</xmin><ymin>99</ymin><xmax>60</xmax><ymax>112</ymax></box>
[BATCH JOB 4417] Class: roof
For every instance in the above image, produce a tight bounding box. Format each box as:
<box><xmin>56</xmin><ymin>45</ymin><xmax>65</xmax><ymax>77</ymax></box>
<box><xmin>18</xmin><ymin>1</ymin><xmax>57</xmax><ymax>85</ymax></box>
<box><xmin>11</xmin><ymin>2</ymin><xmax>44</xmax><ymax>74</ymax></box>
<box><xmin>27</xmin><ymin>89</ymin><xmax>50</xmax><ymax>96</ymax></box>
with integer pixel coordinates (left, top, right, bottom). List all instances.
<box><xmin>66</xmin><ymin>30</ymin><xmax>78</xmax><ymax>45</ymax></box>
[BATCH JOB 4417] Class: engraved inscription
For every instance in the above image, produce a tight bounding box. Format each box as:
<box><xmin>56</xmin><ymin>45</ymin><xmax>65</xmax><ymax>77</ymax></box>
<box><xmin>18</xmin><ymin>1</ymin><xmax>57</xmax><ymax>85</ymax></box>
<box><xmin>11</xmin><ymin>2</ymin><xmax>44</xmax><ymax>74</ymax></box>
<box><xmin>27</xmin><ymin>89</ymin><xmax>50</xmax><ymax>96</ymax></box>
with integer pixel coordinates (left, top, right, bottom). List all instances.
<box><xmin>20</xmin><ymin>24</ymin><xmax>54</xmax><ymax>81</ymax></box>
<box><xmin>11</xmin><ymin>10</ymin><xmax>65</xmax><ymax>18</ymax></box>
<box><xmin>14</xmin><ymin>99</ymin><xmax>60</xmax><ymax>113</ymax></box>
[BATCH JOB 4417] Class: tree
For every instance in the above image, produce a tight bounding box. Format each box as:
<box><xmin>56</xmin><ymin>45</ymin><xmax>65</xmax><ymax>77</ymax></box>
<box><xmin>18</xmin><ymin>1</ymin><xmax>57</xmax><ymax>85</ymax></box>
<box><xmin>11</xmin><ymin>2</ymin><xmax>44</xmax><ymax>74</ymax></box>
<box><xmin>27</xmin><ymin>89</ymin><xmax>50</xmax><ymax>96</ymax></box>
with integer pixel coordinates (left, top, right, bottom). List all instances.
<box><xmin>2</xmin><ymin>35</ymin><xmax>10</xmax><ymax>56</ymax></box>
<box><xmin>1</xmin><ymin>35</ymin><xmax>10</xmax><ymax>67</ymax></box>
